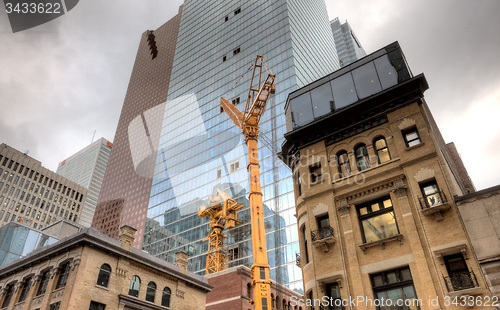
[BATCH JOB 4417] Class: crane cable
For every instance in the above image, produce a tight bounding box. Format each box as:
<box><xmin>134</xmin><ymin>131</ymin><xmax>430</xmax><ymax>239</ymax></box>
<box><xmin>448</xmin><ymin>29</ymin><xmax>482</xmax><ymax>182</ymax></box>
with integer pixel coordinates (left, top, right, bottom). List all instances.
<box><xmin>222</xmin><ymin>56</ymin><xmax>274</xmax><ymax>98</ymax></box>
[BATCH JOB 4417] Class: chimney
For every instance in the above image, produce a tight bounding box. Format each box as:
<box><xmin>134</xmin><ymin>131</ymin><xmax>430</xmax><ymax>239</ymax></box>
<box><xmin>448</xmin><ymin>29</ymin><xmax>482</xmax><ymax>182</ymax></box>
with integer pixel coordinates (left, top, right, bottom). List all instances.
<box><xmin>175</xmin><ymin>251</ymin><xmax>189</xmax><ymax>274</ymax></box>
<box><xmin>119</xmin><ymin>225</ymin><xmax>137</xmax><ymax>251</ymax></box>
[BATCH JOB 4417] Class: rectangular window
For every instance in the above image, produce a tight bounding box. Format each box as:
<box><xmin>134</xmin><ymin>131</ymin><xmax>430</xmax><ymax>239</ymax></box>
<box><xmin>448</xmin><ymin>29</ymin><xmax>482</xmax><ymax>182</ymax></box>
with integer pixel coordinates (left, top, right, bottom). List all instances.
<box><xmin>234</xmin><ymin>7</ymin><xmax>241</xmax><ymax>15</ymax></box>
<box><xmin>56</xmin><ymin>262</ymin><xmax>71</xmax><ymax>289</ymax></box>
<box><xmin>403</xmin><ymin>128</ymin><xmax>421</xmax><ymax>147</ymax></box>
<box><xmin>302</xmin><ymin>226</ymin><xmax>309</xmax><ymax>264</ymax></box>
<box><xmin>49</xmin><ymin>302</ymin><xmax>61</xmax><ymax>310</ymax></box>
<box><xmin>233</xmin><ymin>47</ymin><xmax>240</xmax><ymax>55</ymax></box>
<box><xmin>230</xmin><ymin>161</ymin><xmax>239</xmax><ymax>172</ymax></box>
<box><xmin>217</xmin><ymin>168</ymin><xmax>222</xmax><ymax>179</ymax></box>
<box><xmin>419</xmin><ymin>181</ymin><xmax>444</xmax><ymax>208</ymax></box>
<box><xmin>314</xmin><ymin>215</ymin><xmax>333</xmax><ymax>240</ymax></box>
<box><xmin>358</xmin><ymin>197</ymin><xmax>399</xmax><ymax>243</ymax></box>
<box><xmin>443</xmin><ymin>253</ymin><xmax>476</xmax><ymax>291</ymax></box>
<box><xmin>89</xmin><ymin>301</ymin><xmax>106</xmax><ymax>310</ymax></box>
<box><xmin>371</xmin><ymin>266</ymin><xmax>420</xmax><ymax>310</ymax></box>
<box><xmin>224</xmin><ymin>15</ymin><xmax>228</xmax><ymax>22</ymax></box>
<box><xmin>296</xmin><ymin>172</ymin><xmax>302</xmax><ymax>197</ymax></box>
<box><xmin>18</xmin><ymin>277</ymin><xmax>32</xmax><ymax>302</ymax></box>
<box><xmin>309</xmin><ymin>163</ymin><xmax>322</xmax><ymax>183</ymax></box>
<box><xmin>36</xmin><ymin>270</ymin><xmax>50</xmax><ymax>296</ymax></box>
<box><xmin>228</xmin><ymin>246</ymin><xmax>239</xmax><ymax>261</ymax></box>
<box><xmin>222</xmin><ymin>55</ymin><xmax>227</xmax><ymax>62</ymax></box>
<box><xmin>232</xmin><ymin>97</ymin><xmax>240</xmax><ymax>105</ymax></box>
<box><xmin>1</xmin><ymin>284</ymin><xmax>15</xmax><ymax>308</ymax></box>
<box><xmin>19</xmin><ymin>165</ymin><xmax>24</xmax><ymax>174</ymax></box>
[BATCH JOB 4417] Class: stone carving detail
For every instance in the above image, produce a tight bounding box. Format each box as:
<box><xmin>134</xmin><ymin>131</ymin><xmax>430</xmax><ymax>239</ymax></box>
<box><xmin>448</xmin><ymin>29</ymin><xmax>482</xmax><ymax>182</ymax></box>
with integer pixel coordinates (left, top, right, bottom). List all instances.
<box><xmin>176</xmin><ymin>289</ymin><xmax>185</xmax><ymax>299</ymax></box>
<box><xmin>312</xmin><ymin>203</ymin><xmax>329</xmax><ymax>216</ymax></box>
<box><xmin>414</xmin><ymin>168</ymin><xmax>435</xmax><ymax>182</ymax></box>
<box><xmin>346</xmin><ymin>182</ymin><xmax>394</xmax><ymax>202</ymax></box>
<box><xmin>336</xmin><ymin>199</ymin><xmax>350</xmax><ymax>216</ymax></box>
<box><xmin>398</xmin><ymin>118</ymin><xmax>416</xmax><ymax>130</ymax></box>
<box><xmin>116</xmin><ymin>267</ymin><xmax>127</xmax><ymax>278</ymax></box>
<box><xmin>392</xmin><ymin>179</ymin><xmax>407</xmax><ymax>198</ymax></box>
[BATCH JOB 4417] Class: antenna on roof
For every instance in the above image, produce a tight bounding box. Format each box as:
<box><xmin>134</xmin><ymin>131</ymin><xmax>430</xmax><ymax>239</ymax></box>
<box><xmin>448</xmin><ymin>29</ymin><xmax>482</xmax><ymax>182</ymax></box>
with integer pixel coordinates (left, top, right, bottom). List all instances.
<box><xmin>24</xmin><ymin>150</ymin><xmax>29</xmax><ymax>155</ymax></box>
<box><xmin>91</xmin><ymin>130</ymin><xmax>96</xmax><ymax>143</ymax></box>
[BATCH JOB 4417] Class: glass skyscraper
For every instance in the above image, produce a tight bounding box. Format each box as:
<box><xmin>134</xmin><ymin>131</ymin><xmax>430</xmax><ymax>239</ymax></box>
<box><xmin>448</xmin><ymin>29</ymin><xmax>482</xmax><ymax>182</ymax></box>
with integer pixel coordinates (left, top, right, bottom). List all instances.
<box><xmin>57</xmin><ymin>138</ymin><xmax>112</xmax><ymax>227</ymax></box>
<box><xmin>330</xmin><ymin>17</ymin><xmax>366</xmax><ymax>67</ymax></box>
<box><xmin>141</xmin><ymin>0</ymin><xmax>339</xmax><ymax>292</ymax></box>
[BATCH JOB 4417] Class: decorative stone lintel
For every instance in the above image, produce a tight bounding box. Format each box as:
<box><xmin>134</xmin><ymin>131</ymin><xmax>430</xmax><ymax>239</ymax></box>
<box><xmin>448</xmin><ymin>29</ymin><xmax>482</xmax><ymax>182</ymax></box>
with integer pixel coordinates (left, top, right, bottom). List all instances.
<box><xmin>312</xmin><ymin>236</ymin><xmax>336</xmax><ymax>252</ymax></box>
<box><xmin>434</xmin><ymin>244</ymin><xmax>468</xmax><ymax>265</ymax></box>
<box><xmin>359</xmin><ymin>234</ymin><xmax>404</xmax><ymax>254</ymax></box>
<box><xmin>317</xmin><ymin>273</ymin><xmax>343</xmax><ymax>291</ymax></box>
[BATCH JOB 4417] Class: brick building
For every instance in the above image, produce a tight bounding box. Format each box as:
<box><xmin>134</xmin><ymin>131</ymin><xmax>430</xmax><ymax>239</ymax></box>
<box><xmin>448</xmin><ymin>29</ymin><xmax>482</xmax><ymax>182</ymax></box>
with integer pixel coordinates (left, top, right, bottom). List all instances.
<box><xmin>280</xmin><ymin>42</ymin><xmax>493</xmax><ymax>309</ymax></box>
<box><xmin>0</xmin><ymin>225</ymin><xmax>211</xmax><ymax>310</ymax></box>
<box><xmin>205</xmin><ymin>265</ymin><xmax>303</xmax><ymax>310</ymax></box>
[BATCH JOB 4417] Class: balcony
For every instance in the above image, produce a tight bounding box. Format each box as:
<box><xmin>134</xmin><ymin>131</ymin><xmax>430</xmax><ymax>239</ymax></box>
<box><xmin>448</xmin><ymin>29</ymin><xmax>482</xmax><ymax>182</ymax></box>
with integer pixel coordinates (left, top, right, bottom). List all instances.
<box><xmin>296</xmin><ymin>253</ymin><xmax>301</xmax><ymax>267</ymax></box>
<box><xmin>311</xmin><ymin>227</ymin><xmax>336</xmax><ymax>252</ymax></box>
<box><xmin>418</xmin><ymin>190</ymin><xmax>451</xmax><ymax>221</ymax></box>
<box><xmin>443</xmin><ymin>270</ymin><xmax>483</xmax><ymax>297</ymax></box>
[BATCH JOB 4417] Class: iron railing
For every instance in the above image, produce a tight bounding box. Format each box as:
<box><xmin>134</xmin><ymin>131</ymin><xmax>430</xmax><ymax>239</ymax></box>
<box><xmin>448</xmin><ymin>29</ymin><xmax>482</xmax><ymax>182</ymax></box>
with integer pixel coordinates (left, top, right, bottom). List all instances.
<box><xmin>296</xmin><ymin>253</ymin><xmax>301</xmax><ymax>266</ymax></box>
<box><xmin>443</xmin><ymin>270</ymin><xmax>479</xmax><ymax>292</ymax></box>
<box><xmin>311</xmin><ymin>226</ymin><xmax>334</xmax><ymax>242</ymax></box>
<box><xmin>419</xmin><ymin>190</ymin><xmax>447</xmax><ymax>210</ymax></box>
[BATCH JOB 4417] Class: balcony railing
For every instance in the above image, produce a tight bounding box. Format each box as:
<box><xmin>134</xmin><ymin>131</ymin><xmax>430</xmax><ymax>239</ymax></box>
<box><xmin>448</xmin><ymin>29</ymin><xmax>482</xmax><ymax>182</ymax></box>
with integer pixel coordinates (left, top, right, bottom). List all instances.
<box><xmin>311</xmin><ymin>226</ymin><xmax>334</xmax><ymax>242</ymax></box>
<box><xmin>419</xmin><ymin>190</ymin><xmax>447</xmax><ymax>210</ymax></box>
<box><xmin>443</xmin><ymin>270</ymin><xmax>479</xmax><ymax>292</ymax></box>
<box><xmin>296</xmin><ymin>253</ymin><xmax>301</xmax><ymax>266</ymax></box>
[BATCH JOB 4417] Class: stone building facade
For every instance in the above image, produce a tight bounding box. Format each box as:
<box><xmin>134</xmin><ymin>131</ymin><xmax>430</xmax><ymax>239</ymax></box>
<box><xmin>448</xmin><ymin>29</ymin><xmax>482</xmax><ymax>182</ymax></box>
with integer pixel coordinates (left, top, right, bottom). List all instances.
<box><xmin>0</xmin><ymin>225</ymin><xmax>211</xmax><ymax>310</ymax></box>
<box><xmin>205</xmin><ymin>265</ymin><xmax>303</xmax><ymax>310</ymax></box>
<box><xmin>280</xmin><ymin>42</ymin><xmax>494</xmax><ymax>309</ymax></box>
<box><xmin>0</xmin><ymin>144</ymin><xmax>87</xmax><ymax>230</ymax></box>
<box><xmin>456</xmin><ymin>185</ymin><xmax>500</xmax><ymax>299</ymax></box>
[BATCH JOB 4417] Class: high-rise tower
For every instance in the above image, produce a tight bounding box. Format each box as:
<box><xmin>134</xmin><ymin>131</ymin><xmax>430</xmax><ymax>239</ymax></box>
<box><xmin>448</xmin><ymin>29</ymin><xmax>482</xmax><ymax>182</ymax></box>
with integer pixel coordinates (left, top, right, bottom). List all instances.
<box><xmin>56</xmin><ymin>138</ymin><xmax>112</xmax><ymax>227</ymax></box>
<box><xmin>330</xmin><ymin>17</ymin><xmax>366</xmax><ymax>67</ymax></box>
<box><xmin>92</xmin><ymin>7</ymin><xmax>183</xmax><ymax>245</ymax></box>
<box><xmin>142</xmin><ymin>0</ymin><xmax>339</xmax><ymax>291</ymax></box>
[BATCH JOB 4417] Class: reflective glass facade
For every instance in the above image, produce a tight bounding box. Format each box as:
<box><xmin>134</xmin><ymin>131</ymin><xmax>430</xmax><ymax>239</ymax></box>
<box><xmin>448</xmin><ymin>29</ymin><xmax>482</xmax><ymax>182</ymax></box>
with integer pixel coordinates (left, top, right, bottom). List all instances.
<box><xmin>0</xmin><ymin>222</ymin><xmax>58</xmax><ymax>266</ymax></box>
<box><xmin>286</xmin><ymin>44</ymin><xmax>412</xmax><ymax>130</ymax></box>
<box><xmin>330</xmin><ymin>17</ymin><xmax>367</xmax><ymax>68</ymax></box>
<box><xmin>143</xmin><ymin>0</ymin><xmax>339</xmax><ymax>292</ymax></box>
<box><xmin>57</xmin><ymin>138</ymin><xmax>112</xmax><ymax>227</ymax></box>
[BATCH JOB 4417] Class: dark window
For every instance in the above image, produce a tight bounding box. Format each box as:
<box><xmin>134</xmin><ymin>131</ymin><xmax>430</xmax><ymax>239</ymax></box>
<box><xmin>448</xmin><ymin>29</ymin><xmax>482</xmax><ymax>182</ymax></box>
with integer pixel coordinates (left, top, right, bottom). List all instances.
<box><xmin>18</xmin><ymin>277</ymin><xmax>32</xmax><ymax>302</ymax></box>
<box><xmin>220</xmin><ymin>106</ymin><xmax>224</xmax><ymax>113</ymax></box>
<box><xmin>295</xmin><ymin>172</ymin><xmax>302</xmax><ymax>197</ymax></box>
<box><xmin>309</xmin><ymin>163</ymin><xmax>322</xmax><ymax>184</ymax></box>
<box><xmin>228</xmin><ymin>247</ymin><xmax>239</xmax><ymax>261</ymax></box>
<box><xmin>146</xmin><ymin>31</ymin><xmax>158</xmax><ymax>59</ymax></box>
<box><xmin>232</xmin><ymin>97</ymin><xmax>240</xmax><ymax>105</ymax></box>
<box><xmin>146</xmin><ymin>281</ymin><xmax>156</xmax><ymax>303</ymax></box>
<box><xmin>1</xmin><ymin>284</ymin><xmax>15</xmax><ymax>308</ymax></box>
<box><xmin>49</xmin><ymin>302</ymin><xmax>61</xmax><ymax>310</ymax></box>
<box><xmin>56</xmin><ymin>262</ymin><xmax>71</xmax><ymax>289</ymax></box>
<box><xmin>373</xmin><ymin>137</ymin><xmax>391</xmax><ymax>164</ymax></box>
<box><xmin>36</xmin><ymin>270</ymin><xmax>50</xmax><ymax>296</ymax></box>
<box><xmin>224</xmin><ymin>15</ymin><xmax>228</xmax><ymax>22</ymax></box>
<box><xmin>233</xmin><ymin>47</ymin><xmax>240</xmax><ymax>55</ymax></box>
<box><xmin>355</xmin><ymin>144</ymin><xmax>370</xmax><ymax>171</ymax></box>
<box><xmin>217</xmin><ymin>168</ymin><xmax>222</xmax><ymax>179</ymax></box>
<box><xmin>371</xmin><ymin>267</ymin><xmax>420</xmax><ymax>310</ymax></box>
<box><xmin>443</xmin><ymin>253</ymin><xmax>475</xmax><ymax>291</ymax></box>
<box><xmin>247</xmin><ymin>283</ymin><xmax>251</xmax><ymax>298</ymax></box>
<box><xmin>403</xmin><ymin>128</ymin><xmax>421</xmax><ymax>147</ymax></box>
<box><xmin>96</xmin><ymin>264</ymin><xmax>111</xmax><ymax>287</ymax></box>
<box><xmin>129</xmin><ymin>276</ymin><xmax>140</xmax><ymax>297</ymax></box>
<box><xmin>420</xmin><ymin>181</ymin><xmax>443</xmax><ymax>208</ymax></box>
<box><xmin>230</xmin><ymin>161</ymin><xmax>239</xmax><ymax>172</ymax></box>
<box><xmin>357</xmin><ymin>197</ymin><xmax>399</xmax><ymax>243</ymax></box>
<box><xmin>326</xmin><ymin>283</ymin><xmax>341</xmax><ymax>309</ymax></box>
<box><xmin>234</xmin><ymin>7</ymin><xmax>241</xmax><ymax>15</ymax></box>
<box><xmin>161</xmin><ymin>287</ymin><xmax>171</xmax><ymax>307</ymax></box>
<box><xmin>223</xmin><ymin>55</ymin><xmax>227</xmax><ymax>62</ymax></box>
<box><xmin>89</xmin><ymin>301</ymin><xmax>106</xmax><ymax>310</ymax></box>
<box><xmin>315</xmin><ymin>215</ymin><xmax>333</xmax><ymax>240</ymax></box>
<box><xmin>337</xmin><ymin>151</ymin><xmax>351</xmax><ymax>177</ymax></box>
<box><xmin>302</xmin><ymin>226</ymin><xmax>309</xmax><ymax>264</ymax></box>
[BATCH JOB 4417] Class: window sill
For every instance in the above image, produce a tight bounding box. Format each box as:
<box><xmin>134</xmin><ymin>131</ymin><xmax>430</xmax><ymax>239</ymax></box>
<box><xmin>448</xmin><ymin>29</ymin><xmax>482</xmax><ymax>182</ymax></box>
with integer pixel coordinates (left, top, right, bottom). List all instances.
<box><xmin>52</xmin><ymin>287</ymin><xmax>65</xmax><ymax>293</ymax></box>
<box><xmin>95</xmin><ymin>284</ymin><xmax>109</xmax><ymax>291</ymax></box>
<box><xmin>404</xmin><ymin>142</ymin><xmax>425</xmax><ymax>151</ymax></box>
<box><xmin>312</xmin><ymin>236</ymin><xmax>336</xmax><ymax>252</ymax></box>
<box><xmin>420</xmin><ymin>202</ymin><xmax>451</xmax><ymax>221</ymax></box>
<box><xmin>447</xmin><ymin>286</ymin><xmax>484</xmax><ymax>298</ymax></box>
<box><xmin>359</xmin><ymin>234</ymin><xmax>404</xmax><ymax>254</ymax></box>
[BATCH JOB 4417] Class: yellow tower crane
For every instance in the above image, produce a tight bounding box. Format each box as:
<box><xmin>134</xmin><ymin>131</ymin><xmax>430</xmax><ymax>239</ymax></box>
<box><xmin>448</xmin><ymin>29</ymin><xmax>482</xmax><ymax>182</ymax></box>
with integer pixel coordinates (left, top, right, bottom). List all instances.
<box><xmin>198</xmin><ymin>189</ymin><xmax>243</xmax><ymax>274</ymax></box>
<box><xmin>220</xmin><ymin>55</ymin><xmax>276</xmax><ymax>310</ymax></box>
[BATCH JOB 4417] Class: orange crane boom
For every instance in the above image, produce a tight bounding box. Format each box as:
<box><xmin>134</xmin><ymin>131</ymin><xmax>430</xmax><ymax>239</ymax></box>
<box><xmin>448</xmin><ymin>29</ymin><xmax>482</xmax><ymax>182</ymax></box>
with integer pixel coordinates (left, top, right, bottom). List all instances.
<box><xmin>220</xmin><ymin>55</ymin><xmax>275</xmax><ymax>310</ymax></box>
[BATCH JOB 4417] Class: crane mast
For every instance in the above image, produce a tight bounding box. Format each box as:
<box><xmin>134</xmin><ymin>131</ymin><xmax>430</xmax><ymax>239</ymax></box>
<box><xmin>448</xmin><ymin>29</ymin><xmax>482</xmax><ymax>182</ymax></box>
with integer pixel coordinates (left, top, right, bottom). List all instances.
<box><xmin>220</xmin><ymin>55</ymin><xmax>275</xmax><ymax>310</ymax></box>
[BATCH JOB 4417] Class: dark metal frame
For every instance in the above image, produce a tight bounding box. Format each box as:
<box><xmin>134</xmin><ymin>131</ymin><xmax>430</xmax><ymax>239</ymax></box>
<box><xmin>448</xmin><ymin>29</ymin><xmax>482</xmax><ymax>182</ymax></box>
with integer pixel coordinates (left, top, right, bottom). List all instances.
<box><xmin>443</xmin><ymin>270</ymin><xmax>479</xmax><ymax>292</ymax></box>
<box><xmin>311</xmin><ymin>226</ymin><xmax>334</xmax><ymax>242</ymax></box>
<box><xmin>418</xmin><ymin>190</ymin><xmax>447</xmax><ymax>210</ymax></box>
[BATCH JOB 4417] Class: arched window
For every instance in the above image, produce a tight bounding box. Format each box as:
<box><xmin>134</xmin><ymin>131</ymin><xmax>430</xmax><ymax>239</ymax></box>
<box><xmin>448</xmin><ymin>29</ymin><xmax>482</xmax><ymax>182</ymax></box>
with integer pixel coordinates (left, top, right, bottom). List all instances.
<box><xmin>283</xmin><ymin>299</ymin><xmax>287</xmax><ymax>310</ymax></box>
<box><xmin>162</xmin><ymin>287</ymin><xmax>171</xmax><ymax>307</ymax></box>
<box><xmin>337</xmin><ymin>151</ymin><xmax>350</xmax><ymax>177</ymax></box>
<box><xmin>276</xmin><ymin>295</ymin><xmax>280</xmax><ymax>310</ymax></box>
<box><xmin>146</xmin><ymin>281</ymin><xmax>156</xmax><ymax>303</ymax></box>
<box><xmin>374</xmin><ymin>137</ymin><xmax>391</xmax><ymax>164</ymax></box>
<box><xmin>96</xmin><ymin>264</ymin><xmax>111</xmax><ymax>288</ymax></box>
<box><xmin>246</xmin><ymin>283</ymin><xmax>251</xmax><ymax>298</ymax></box>
<box><xmin>128</xmin><ymin>276</ymin><xmax>141</xmax><ymax>298</ymax></box>
<box><xmin>271</xmin><ymin>294</ymin><xmax>275</xmax><ymax>308</ymax></box>
<box><xmin>355</xmin><ymin>144</ymin><xmax>370</xmax><ymax>171</ymax></box>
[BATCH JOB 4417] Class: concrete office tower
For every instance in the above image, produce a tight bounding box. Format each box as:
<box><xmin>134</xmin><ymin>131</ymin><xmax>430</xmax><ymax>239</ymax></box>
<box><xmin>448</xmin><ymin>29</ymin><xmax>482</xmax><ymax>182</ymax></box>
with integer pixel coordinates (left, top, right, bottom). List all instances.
<box><xmin>0</xmin><ymin>144</ymin><xmax>87</xmax><ymax>230</ymax></box>
<box><xmin>143</xmin><ymin>0</ymin><xmax>339</xmax><ymax>291</ymax></box>
<box><xmin>281</xmin><ymin>42</ymin><xmax>490</xmax><ymax>309</ymax></box>
<box><xmin>56</xmin><ymin>138</ymin><xmax>112</xmax><ymax>227</ymax></box>
<box><xmin>92</xmin><ymin>7</ymin><xmax>183</xmax><ymax>244</ymax></box>
<box><xmin>330</xmin><ymin>17</ymin><xmax>366</xmax><ymax>67</ymax></box>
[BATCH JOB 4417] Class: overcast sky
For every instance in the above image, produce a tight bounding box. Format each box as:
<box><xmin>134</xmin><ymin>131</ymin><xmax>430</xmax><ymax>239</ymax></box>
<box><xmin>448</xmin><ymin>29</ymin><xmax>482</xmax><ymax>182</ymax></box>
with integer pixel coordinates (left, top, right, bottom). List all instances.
<box><xmin>1</xmin><ymin>0</ymin><xmax>499</xmax><ymax>191</ymax></box>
